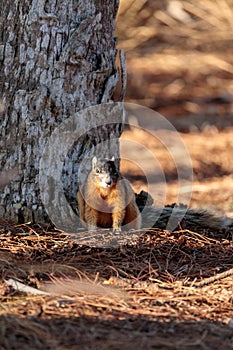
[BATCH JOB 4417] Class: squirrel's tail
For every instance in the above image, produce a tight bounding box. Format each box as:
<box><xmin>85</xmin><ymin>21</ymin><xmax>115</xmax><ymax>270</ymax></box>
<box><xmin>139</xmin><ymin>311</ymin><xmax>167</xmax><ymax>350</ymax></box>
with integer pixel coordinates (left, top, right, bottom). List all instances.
<box><xmin>136</xmin><ymin>191</ymin><xmax>232</xmax><ymax>230</ymax></box>
<box><xmin>140</xmin><ymin>205</ymin><xmax>232</xmax><ymax>230</ymax></box>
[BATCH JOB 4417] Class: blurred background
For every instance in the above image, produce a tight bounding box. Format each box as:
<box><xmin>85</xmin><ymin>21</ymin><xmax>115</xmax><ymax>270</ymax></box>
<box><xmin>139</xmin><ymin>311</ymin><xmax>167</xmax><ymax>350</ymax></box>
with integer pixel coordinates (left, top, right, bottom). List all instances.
<box><xmin>116</xmin><ymin>0</ymin><xmax>233</xmax><ymax>215</ymax></box>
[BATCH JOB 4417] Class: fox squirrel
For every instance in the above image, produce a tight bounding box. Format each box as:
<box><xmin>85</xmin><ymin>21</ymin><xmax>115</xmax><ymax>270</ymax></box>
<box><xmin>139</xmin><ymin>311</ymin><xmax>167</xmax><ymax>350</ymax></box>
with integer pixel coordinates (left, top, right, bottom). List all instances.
<box><xmin>77</xmin><ymin>156</ymin><xmax>141</xmax><ymax>232</ymax></box>
<box><xmin>77</xmin><ymin>157</ymin><xmax>232</xmax><ymax>233</ymax></box>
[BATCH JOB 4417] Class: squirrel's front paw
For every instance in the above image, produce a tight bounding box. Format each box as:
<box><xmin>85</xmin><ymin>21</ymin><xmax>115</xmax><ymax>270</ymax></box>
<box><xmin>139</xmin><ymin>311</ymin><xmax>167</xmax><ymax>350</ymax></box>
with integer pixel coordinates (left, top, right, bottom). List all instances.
<box><xmin>112</xmin><ymin>227</ymin><xmax>122</xmax><ymax>235</ymax></box>
<box><xmin>87</xmin><ymin>224</ymin><xmax>97</xmax><ymax>231</ymax></box>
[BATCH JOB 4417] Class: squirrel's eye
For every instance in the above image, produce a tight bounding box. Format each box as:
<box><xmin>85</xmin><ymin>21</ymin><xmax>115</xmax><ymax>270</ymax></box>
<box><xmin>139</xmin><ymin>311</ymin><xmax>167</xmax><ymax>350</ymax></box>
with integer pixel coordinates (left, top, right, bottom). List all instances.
<box><xmin>96</xmin><ymin>168</ymin><xmax>100</xmax><ymax>174</ymax></box>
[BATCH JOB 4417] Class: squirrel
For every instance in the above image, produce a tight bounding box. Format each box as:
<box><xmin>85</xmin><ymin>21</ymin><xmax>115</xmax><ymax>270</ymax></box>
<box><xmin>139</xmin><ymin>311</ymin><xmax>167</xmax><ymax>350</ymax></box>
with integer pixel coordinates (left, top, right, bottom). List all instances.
<box><xmin>77</xmin><ymin>156</ymin><xmax>141</xmax><ymax>233</ymax></box>
<box><xmin>77</xmin><ymin>157</ymin><xmax>232</xmax><ymax>233</ymax></box>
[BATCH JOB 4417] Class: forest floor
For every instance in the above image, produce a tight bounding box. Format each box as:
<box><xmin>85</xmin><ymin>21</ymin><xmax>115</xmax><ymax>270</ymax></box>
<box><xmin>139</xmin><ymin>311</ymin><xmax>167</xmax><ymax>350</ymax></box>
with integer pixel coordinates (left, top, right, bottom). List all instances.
<box><xmin>1</xmin><ymin>1</ymin><xmax>233</xmax><ymax>349</ymax></box>
<box><xmin>0</xmin><ymin>125</ymin><xmax>233</xmax><ymax>350</ymax></box>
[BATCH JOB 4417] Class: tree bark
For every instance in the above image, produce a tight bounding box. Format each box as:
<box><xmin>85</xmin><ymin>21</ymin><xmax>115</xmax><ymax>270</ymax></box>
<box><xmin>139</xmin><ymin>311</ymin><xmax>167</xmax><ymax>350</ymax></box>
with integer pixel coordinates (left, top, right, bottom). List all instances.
<box><xmin>0</xmin><ymin>0</ymin><xmax>122</xmax><ymax>229</ymax></box>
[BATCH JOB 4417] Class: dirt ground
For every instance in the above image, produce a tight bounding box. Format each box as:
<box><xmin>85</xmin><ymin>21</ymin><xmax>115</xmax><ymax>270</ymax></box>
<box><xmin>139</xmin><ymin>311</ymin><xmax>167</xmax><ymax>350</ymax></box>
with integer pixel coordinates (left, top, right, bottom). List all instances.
<box><xmin>117</xmin><ymin>0</ymin><xmax>233</xmax><ymax>216</ymax></box>
<box><xmin>121</xmin><ymin>125</ymin><xmax>233</xmax><ymax>216</ymax></box>
<box><xmin>1</xmin><ymin>1</ymin><xmax>233</xmax><ymax>349</ymax></box>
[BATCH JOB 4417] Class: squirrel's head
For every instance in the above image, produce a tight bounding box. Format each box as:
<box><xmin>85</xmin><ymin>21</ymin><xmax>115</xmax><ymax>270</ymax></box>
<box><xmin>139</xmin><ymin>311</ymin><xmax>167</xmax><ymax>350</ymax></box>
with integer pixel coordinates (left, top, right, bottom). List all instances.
<box><xmin>91</xmin><ymin>156</ymin><xmax>119</xmax><ymax>189</ymax></box>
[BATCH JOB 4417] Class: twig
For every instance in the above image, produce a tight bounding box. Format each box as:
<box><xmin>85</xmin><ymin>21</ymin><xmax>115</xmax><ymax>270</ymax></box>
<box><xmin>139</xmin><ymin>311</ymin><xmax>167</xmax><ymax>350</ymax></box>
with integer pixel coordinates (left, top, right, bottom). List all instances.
<box><xmin>4</xmin><ymin>278</ymin><xmax>49</xmax><ymax>295</ymax></box>
<box><xmin>184</xmin><ymin>268</ymin><xmax>233</xmax><ymax>288</ymax></box>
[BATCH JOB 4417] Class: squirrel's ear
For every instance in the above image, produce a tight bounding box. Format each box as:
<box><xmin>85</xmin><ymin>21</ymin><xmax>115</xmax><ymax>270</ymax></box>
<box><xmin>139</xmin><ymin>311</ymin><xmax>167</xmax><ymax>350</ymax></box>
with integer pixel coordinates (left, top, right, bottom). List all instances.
<box><xmin>92</xmin><ymin>156</ymin><xmax>97</xmax><ymax>169</ymax></box>
<box><xmin>111</xmin><ymin>156</ymin><xmax>115</xmax><ymax>162</ymax></box>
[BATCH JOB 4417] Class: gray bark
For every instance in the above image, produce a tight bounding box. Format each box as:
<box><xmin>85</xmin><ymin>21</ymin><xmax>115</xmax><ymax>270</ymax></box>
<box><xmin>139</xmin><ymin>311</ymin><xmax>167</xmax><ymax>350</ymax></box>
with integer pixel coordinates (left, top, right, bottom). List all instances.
<box><xmin>0</xmin><ymin>0</ymin><xmax>122</xmax><ymax>228</ymax></box>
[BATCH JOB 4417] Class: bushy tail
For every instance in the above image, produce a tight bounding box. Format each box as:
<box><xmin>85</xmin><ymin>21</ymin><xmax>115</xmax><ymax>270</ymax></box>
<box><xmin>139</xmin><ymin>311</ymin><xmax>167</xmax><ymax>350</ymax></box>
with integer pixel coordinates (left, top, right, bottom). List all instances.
<box><xmin>136</xmin><ymin>191</ymin><xmax>233</xmax><ymax>230</ymax></box>
<box><xmin>141</xmin><ymin>205</ymin><xmax>232</xmax><ymax>230</ymax></box>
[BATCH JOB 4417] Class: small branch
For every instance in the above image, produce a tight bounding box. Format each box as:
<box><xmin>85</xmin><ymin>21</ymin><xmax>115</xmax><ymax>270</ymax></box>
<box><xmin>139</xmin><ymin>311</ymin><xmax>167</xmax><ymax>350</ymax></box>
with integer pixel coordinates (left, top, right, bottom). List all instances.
<box><xmin>191</xmin><ymin>268</ymin><xmax>233</xmax><ymax>288</ymax></box>
<box><xmin>5</xmin><ymin>278</ymin><xmax>49</xmax><ymax>295</ymax></box>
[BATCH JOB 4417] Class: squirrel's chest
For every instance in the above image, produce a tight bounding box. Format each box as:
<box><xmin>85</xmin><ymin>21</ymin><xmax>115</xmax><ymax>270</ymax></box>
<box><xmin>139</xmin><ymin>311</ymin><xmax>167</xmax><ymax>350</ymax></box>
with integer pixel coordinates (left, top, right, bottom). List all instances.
<box><xmin>93</xmin><ymin>188</ymin><xmax>121</xmax><ymax>211</ymax></box>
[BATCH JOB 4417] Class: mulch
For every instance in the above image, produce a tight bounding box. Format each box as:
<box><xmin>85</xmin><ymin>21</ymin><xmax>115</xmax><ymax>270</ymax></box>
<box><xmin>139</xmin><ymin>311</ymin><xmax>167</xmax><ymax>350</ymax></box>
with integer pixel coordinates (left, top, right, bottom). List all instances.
<box><xmin>0</xmin><ymin>221</ymin><xmax>233</xmax><ymax>349</ymax></box>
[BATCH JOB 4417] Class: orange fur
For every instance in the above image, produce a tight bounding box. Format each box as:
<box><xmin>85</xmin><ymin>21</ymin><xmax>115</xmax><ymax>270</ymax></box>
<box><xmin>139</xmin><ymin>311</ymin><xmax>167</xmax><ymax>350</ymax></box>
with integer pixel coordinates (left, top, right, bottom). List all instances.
<box><xmin>77</xmin><ymin>159</ymin><xmax>141</xmax><ymax>232</ymax></box>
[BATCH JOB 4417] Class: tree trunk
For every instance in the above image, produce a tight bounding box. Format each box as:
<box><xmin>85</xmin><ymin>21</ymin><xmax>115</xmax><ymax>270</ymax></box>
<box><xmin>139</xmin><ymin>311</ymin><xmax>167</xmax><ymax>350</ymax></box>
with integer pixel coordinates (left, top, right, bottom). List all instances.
<box><xmin>0</xmin><ymin>0</ymin><xmax>123</xmax><ymax>230</ymax></box>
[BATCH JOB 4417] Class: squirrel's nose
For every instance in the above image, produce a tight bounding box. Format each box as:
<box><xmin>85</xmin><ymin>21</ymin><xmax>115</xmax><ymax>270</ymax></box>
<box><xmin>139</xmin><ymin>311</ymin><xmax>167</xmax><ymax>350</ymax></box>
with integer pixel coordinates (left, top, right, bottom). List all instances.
<box><xmin>106</xmin><ymin>179</ymin><xmax>112</xmax><ymax>186</ymax></box>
